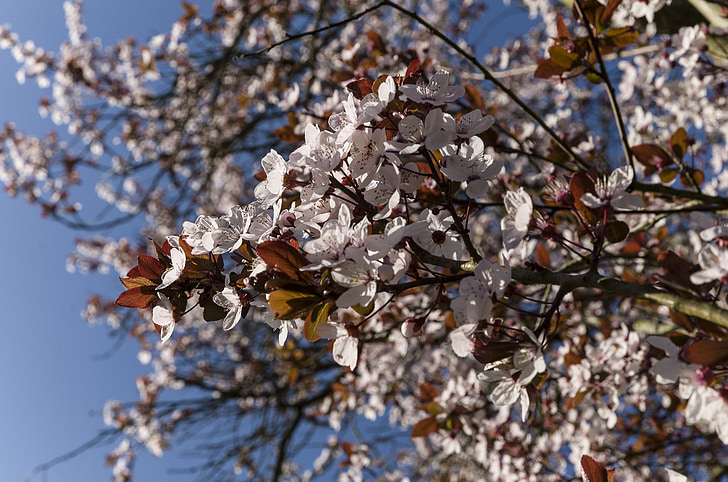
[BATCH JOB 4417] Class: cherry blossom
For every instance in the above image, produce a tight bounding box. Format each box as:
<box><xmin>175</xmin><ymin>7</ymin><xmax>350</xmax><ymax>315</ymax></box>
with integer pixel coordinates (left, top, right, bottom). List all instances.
<box><xmin>580</xmin><ymin>166</ymin><xmax>642</xmax><ymax>210</ymax></box>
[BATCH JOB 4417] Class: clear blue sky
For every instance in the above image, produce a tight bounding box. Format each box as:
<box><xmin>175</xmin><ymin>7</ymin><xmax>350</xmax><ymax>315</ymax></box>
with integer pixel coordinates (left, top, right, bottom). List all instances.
<box><xmin>0</xmin><ymin>1</ymin><xmax>213</xmax><ymax>480</ymax></box>
<box><xmin>0</xmin><ymin>1</ymin><xmax>533</xmax><ymax>480</ymax></box>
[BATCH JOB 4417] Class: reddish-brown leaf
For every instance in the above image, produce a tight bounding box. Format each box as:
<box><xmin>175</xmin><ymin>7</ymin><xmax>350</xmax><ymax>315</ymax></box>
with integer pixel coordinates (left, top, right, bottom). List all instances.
<box><xmin>419</xmin><ymin>383</ymin><xmax>440</xmax><ymax>402</ymax></box>
<box><xmin>366</xmin><ymin>30</ymin><xmax>386</xmax><ymax>53</ymax></box>
<box><xmin>681</xmin><ymin>339</ymin><xmax>728</xmax><ymax>366</ymax></box>
<box><xmin>119</xmin><ymin>276</ymin><xmax>156</xmax><ymax>290</ymax></box>
<box><xmin>631</xmin><ymin>143</ymin><xmax>672</xmax><ymax>176</ymax></box>
<box><xmin>605</xmin><ymin>220</ymin><xmax>629</xmax><ymax>244</ymax></box>
<box><xmin>581</xmin><ymin>455</ymin><xmax>609</xmax><ymax>482</ymax></box>
<box><xmin>464</xmin><ymin>84</ymin><xmax>485</xmax><ymax>112</ymax></box>
<box><xmin>273</xmin><ymin>125</ymin><xmax>302</xmax><ymax>143</ymax></box>
<box><xmin>137</xmin><ymin>254</ymin><xmax>165</xmax><ymax>280</ymax></box>
<box><xmin>569</xmin><ymin>171</ymin><xmax>598</xmax><ymax>225</ymax></box>
<box><xmin>256</xmin><ymin>240</ymin><xmax>312</xmax><ymax>282</ymax></box>
<box><xmin>535</xmin><ymin>242</ymin><xmax>550</xmax><ymax>268</ymax></box>
<box><xmin>115</xmin><ymin>286</ymin><xmax>157</xmax><ymax>309</ymax></box>
<box><xmin>346</xmin><ymin>78</ymin><xmax>374</xmax><ymax>99</ymax></box>
<box><xmin>601</xmin><ymin>0</ymin><xmax>624</xmax><ymax>24</ymax></box>
<box><xmin>405</xmin><ymin>59</ymin><xmax>421</xmax><ymax>80</ymax></box>
<box><xmin>556</xmin><ymin>15</ymin><xmax>572</xmax><ymax>42</ymax></box>
<box><xmin>411</xmin><ymin>415</ymin><xmax>439</xmax><ymax>438</ymax></box>
<box><xmin>534</xmin><ymin>58</ymin><xmax>569</xmax><ymax>79</ymax></box>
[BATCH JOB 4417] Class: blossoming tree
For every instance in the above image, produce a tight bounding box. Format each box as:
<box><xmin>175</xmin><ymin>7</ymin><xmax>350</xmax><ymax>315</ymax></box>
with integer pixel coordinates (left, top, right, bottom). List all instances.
<box><xmin>4</xmin><ymin>0</ymin><xmax>728</xmax><ymax>480</ymax></box>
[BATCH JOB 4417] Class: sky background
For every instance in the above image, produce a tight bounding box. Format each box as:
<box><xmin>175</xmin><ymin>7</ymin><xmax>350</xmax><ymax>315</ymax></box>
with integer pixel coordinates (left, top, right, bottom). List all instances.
<box><xmin>0</xmin><ymin>1</ymin><xmax>532</xmax><ymax>480</ymax></box>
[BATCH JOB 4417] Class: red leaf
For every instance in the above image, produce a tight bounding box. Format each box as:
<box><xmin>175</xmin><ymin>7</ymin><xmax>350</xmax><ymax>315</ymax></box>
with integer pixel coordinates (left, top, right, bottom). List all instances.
<box><xmin>601</xmin><ymin>0</ymin><xmax>624</xmax><ymax>24</ymax></box>
<box><xmin>419</xmin><ymin>383</ymin><xmax>440</xmax><ymax>402</ymax></box>
<box><xmin>581</xmin><ymin>455</ymin><xmax>609</xmax><ymax>482</ymax></box>
<box><xmin>119</xmin><ymin>276</ymin><xmax>156</xmax><ymax>290</ymax></box>
<box><xmin>632</xmin><ymin>144</ymin><xmax>673</xmax><ymax>176</ymax></box>
<box><xmin>535</xmin><ymin>243</ymin><xmax>551</xmax><ymax>268</ymax></box>
<box><xmin>681</xmin><ymin>339</ymin><xmax>728</xmax><ymax>366</ymax></box>
<box><xmin>405</xmin><ymin>59</ymin><xmax>421</xmax><ymax>80</ymax></box>
<box><xmin>411</xmin><ymin>415</ymin><xmax>439</xmax><ymax>438</ymax></box>
<box><xmin>115</xmin><ymin>286</ymin><xmax>157</xmax><ymax>309</ymax></box>
<box><xmin>556</xmin><ymin>15</ymin><xmax>572</xmax><ymax>42</ymax></box>
<box><xmin>256</xmin><ymin>240</ymin><xmax>312</xmax><ymax>282</ymax></box>
<box><xmin>534</xmin><ymin>58</ymin><xmax>569</xmax><ymax>79</ymax></box>
<box><xmin>137</xmin><ymin>254</ymin><xmax>165</xmax><ymax>280</ymax></box>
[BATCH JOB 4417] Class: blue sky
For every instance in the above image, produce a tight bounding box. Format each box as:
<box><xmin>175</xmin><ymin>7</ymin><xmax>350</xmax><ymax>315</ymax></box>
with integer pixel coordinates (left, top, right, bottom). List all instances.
<box><xmin>0</xmin><ymin>1</ymin><xmax>533</xmax><ymax>480</ymax></box>
<box><xmin>0</xmin><ymin>1</ymin><xmax>213</xmax><ymax>480</ymax></box>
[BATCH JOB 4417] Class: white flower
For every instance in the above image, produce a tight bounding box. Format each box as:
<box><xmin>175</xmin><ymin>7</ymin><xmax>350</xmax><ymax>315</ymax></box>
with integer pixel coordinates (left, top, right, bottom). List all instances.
<box><xmin>646</xmin><ymin>336</ymin><xmax>698</xmax><ymax>384</ymax></box>
<box><xmin>254</xmin><ymin>149</ymin><xmax>288</xmax><ymax>207</ymax></box>
<box><xmin>409</xmin><ymin>209</ymin><xmax>463</xmax><ymax>261</ymax></box>
<box><xmin>152</xmin><ymin>293</ymin><xmax>175</xmax><ymax>343</ymax></box>
<box><xmin>450</xmin><ymin>323</ymin><xmax>476</xmax><ymax>357</ymax></box>
<box><xmin>451</xmin><ymin>258</ymin><xmax>510</xmax><ymax>324</ymax></box>
<box><xmin>318</xmin><ymin>323</ymin><xmax>359</xmax><ymax>370</ymax></box>
<box><xmin>580</xmin><ymin>166</ymin><xmax>642</xmax><ymax>210</ymax></box>
<box><xmin>690</xmin><ymin>244</ymin><xmax>728</xmax><ymax>284</ymax></box>
<box><xmin>213</xmin><ymin>286</ymin><xmax>244</xmax><ymax>330</ymax></box>
<box><xmin>157</xmin><ymin>247</ymin><xmax>186</xmax><ymax>289</ymax></box>
<box><xmin>331</xmin><ymin>259</ymin><xmax>378</xmax><ymax>308</ymax></box>
<box><xmin>453</xmin><ymin>110</ymin><xmax>495</xmax><ymax>138</ymax></box>
<box><xmin>397</xmin><ymin>108</ymin><xmax>454</xmax><ymax>153</ymax></box>
<box><xmin>399</xmin><ymin>70</ymin><xmax>465</xmax><ymax>106</ymax></box>
<box><xmin>439</xmin><ymin>136</ymin><xmax>502</xmax><ymax>198</ymax></box>
<box><xmin>501</xmin><ymin>188</ymin><xmax>533</xmax><ymax>252</ymax></box>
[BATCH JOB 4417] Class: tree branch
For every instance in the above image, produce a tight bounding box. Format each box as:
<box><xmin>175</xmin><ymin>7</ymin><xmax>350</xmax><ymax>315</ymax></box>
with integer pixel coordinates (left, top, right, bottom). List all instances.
<box><xmin>512</xmin><ymin>267</ymin><xmax>728</xmax><ymax>329</ymax></box>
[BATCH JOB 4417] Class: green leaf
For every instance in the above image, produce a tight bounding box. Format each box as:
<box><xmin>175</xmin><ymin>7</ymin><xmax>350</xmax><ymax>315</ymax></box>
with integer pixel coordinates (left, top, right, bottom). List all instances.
<box><xmin>658</xmin><ymin>167</ymin><xmax>678</xmax><ymax>184</ymax></box>
<box><xmin>583</xmin><ymin>70</ymin><xmax>603</xmax><ymax>84</ymax></box>
<box><xmin>604</xmin><ymin>27</ymin><xmax>638</xmax><ymax>48</ymax></box>
<box><xmin>548</xmin><ymin>45</ymin><xmax>580</xmax><ymax>69</ymax></box>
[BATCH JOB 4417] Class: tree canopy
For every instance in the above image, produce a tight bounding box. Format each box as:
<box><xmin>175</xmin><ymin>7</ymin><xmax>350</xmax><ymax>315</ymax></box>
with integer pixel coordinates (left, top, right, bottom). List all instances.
<box><xmin>4</xmin><ymin>0</ymin><xmax>728</xmax><ymax>480</ymax></box>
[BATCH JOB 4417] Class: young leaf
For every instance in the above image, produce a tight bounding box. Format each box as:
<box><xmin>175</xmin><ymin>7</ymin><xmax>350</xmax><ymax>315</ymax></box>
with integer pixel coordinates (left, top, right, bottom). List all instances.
<box><xmin>303</xmin><ymin>300</ymin><xmax>334</xmax><ymax>342</ymax></box>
